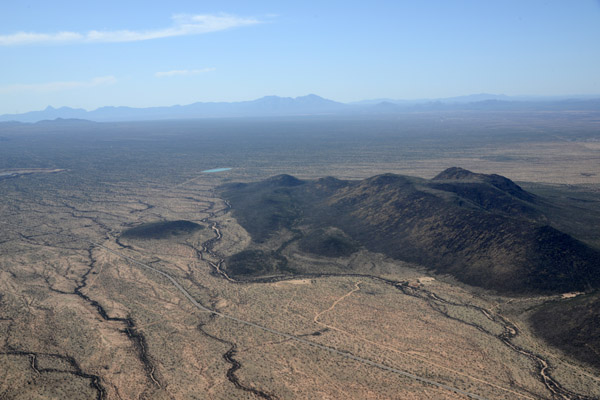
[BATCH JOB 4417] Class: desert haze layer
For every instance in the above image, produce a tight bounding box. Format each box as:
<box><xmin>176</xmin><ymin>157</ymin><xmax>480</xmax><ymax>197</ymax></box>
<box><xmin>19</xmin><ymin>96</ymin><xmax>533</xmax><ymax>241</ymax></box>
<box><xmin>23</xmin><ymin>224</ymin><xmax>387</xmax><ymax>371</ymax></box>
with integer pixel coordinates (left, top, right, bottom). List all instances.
<box><xmin>0</xmin><ymin>112</ymin><xmax>599</xmax><ymax>399</ymax></box>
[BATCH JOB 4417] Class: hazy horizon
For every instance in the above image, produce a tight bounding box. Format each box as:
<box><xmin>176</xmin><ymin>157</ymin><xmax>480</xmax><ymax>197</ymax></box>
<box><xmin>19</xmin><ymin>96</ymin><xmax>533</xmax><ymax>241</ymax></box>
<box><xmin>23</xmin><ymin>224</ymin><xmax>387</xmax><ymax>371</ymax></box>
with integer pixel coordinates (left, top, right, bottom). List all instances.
<box><xmin>3</xmin><ymin>92</ymin><xmax>600</xmax><ymax>118</ymax></box>
<box><xmin>2</xmin><ymin>0</ymin><xmax>600</xmax><ymax>114</ymax></box>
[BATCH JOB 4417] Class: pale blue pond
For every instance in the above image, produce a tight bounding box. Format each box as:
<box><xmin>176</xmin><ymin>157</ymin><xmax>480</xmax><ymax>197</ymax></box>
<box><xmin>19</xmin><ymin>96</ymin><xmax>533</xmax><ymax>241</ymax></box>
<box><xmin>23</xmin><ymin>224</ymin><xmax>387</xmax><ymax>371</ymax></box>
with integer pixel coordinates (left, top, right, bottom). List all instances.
<box><xmin>202</xmin><ymin>168</ymin><xmax>232</xmax><ymax>173</ymax></box>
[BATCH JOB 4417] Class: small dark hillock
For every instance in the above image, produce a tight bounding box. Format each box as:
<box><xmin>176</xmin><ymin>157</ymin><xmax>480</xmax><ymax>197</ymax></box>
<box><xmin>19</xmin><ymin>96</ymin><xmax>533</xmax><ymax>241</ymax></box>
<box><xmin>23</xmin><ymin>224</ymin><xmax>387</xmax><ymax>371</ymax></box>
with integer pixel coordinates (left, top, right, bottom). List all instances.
<box><xmin>530</xmin><ymin>292</ymin><xmax>600</xmax><ymax>369</ymax></box>
<box><xmin>121</xmin><ymin>220</ymin><xmax>203</xmax><ymax>240</ymax></box>
<box><xmin>219</xmin><ymin>168</ymin><xmax>600</xmax><ymax>294</ymax></box>
<box><xmin>226</xmin><ymin>250</ymin><xmax>295</xmax><ymax>277</ymax></box>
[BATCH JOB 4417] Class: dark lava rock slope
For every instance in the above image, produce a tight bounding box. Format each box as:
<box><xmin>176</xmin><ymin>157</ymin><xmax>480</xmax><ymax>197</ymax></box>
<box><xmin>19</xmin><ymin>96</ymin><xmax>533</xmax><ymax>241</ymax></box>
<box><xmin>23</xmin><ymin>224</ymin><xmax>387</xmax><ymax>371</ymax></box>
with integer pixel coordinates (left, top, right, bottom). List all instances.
<box><xmin>530</xmin><ymin>291</ymin><xmax>600</xmax><ymax>369</ymax></box>
<box><xmin>218</xmin><ymin>168</ymin><xmax>600</xmax><ymax>294</ymax></box>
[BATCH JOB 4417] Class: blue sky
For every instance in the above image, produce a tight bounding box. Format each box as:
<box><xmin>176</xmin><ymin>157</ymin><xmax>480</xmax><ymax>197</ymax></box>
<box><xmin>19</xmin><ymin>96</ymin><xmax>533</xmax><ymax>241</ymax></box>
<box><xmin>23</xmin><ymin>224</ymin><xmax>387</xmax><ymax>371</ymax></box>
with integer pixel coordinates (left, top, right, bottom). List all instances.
<box><xmin>1</xmin><ymin>0</ymin><xmax>600</xmax><ymax>114</ymax></box>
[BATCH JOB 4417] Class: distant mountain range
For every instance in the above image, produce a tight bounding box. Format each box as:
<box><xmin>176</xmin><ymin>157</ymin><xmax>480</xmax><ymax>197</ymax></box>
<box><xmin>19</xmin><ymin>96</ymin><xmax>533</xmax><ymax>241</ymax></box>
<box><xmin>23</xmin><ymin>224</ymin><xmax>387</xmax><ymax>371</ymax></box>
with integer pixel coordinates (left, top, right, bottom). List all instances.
<box><xmin>2</xmin><ymin>93</ymin><xmax>600</xmax><ymax>123</ymax></box>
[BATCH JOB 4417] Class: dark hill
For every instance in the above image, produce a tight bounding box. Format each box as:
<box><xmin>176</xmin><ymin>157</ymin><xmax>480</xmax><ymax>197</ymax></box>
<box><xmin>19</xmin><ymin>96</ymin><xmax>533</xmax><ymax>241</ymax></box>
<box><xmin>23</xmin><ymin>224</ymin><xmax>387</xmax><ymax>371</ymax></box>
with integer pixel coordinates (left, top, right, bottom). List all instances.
<box><xmin>298</xmin><ymin>228</ymin><xmax>360</xmax><ymax>258</ymax></box>
<box><xmin>432</xmin><ymin>166</ymin><xmax>536</xmax><ymax>203</ymax></box>
<box><xmin>220</xmin><ymin>177</ymin><xmax>306</xmax><ymax>243</ymax></box>
<box><xmin>121</xmin><ymin>220</ymin><xmax>203</xmax><ymax>239</ymax></box>
<box><xmin>218</xmin><ymin>168</ymin><xmax>600</xmax><ymax>294</ymax></box>
<box><xmin>264</xmin><ymin>174</ymin><xmax>305</xmax><ymax>187</ymax></box>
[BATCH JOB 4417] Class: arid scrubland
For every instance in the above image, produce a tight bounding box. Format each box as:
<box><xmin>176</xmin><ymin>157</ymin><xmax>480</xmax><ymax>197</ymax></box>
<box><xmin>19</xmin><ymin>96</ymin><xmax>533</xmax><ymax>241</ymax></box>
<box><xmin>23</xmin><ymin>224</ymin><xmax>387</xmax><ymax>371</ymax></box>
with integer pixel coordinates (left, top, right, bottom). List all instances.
<box><xmin>0</xmin><ymin>114</ymin><xmax>599</xmax><ymax>399</ymax></box>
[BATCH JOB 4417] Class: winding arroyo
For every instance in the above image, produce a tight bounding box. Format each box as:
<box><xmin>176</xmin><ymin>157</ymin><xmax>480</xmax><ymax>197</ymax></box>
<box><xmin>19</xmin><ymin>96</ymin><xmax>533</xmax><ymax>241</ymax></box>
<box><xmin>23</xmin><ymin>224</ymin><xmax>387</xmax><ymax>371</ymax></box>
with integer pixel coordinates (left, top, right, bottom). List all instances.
<box><xmin>80</xmin><ymin>248</ymin><xmax>161</xmax><ymax>388</ymax></box>
<box><xmin>393</xmin><ymin>283</ymin><xmax>593</xmax><ymax>400</ymax></box>
<box><xmin>44</xmin><ymin>246</ymin><xmax>161</xmax><ymax>390</ymax></box>
<box><xmin>197</xmin><ymin>321</ymin><xmax>276</xmax><ymax>399</ymax></box>
<box><xmin>0</xmin><ymin>350</ymin><xmax>105</xmax><ymax>400</ymax></box>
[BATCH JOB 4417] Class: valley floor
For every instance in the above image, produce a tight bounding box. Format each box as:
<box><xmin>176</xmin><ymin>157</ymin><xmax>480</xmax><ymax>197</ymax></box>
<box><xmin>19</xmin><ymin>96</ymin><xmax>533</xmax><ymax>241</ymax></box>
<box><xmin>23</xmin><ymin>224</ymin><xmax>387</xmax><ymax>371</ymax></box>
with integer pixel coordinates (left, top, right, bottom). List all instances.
<box><xmin>0</xmin><ymin>170</ymin><xmax>598</xmax><ymax>400</ymax></box>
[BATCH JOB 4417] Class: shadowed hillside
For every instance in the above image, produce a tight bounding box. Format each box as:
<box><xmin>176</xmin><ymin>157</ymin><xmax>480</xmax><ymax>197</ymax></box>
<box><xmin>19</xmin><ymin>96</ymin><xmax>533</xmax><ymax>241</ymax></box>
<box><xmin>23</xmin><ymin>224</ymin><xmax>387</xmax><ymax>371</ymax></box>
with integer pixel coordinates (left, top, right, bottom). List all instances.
<box><xmin>219</xmin><ymin>168</ymin><xmax>600</xmax><ymax>294</ymax></box>
<box><xmin>298</xmin><ymin>228</ymin><xmax>360</xmax><ymax>258</ymax></box>
<box><xmin>530</xmin><ymin>291</ymin><xmax>600</xmax><ymax>369</ymax></box>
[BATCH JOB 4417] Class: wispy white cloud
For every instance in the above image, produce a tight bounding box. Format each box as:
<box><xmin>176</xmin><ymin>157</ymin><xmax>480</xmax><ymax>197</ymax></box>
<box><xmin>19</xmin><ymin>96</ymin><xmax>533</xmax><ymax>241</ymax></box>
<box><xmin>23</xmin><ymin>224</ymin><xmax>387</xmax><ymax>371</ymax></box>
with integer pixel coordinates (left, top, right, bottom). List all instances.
<box><xmin>155</xmin><ymin>68</ymin><xmax>216</xmax><ymax>78</ymax></box>
<box><xmin>0</xmin><ymin>31</ymin><xmax>84</xmax><ymax>46</ymax></box>
<box><xmin>0</xmin><ymin>76</ymin><xmax>116</xmax><ymax>94</ymax></box>
<box><xmin>0</xmin><ymin>14</ymin><xmax>261</xmax><ymax>46</ymax></box>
